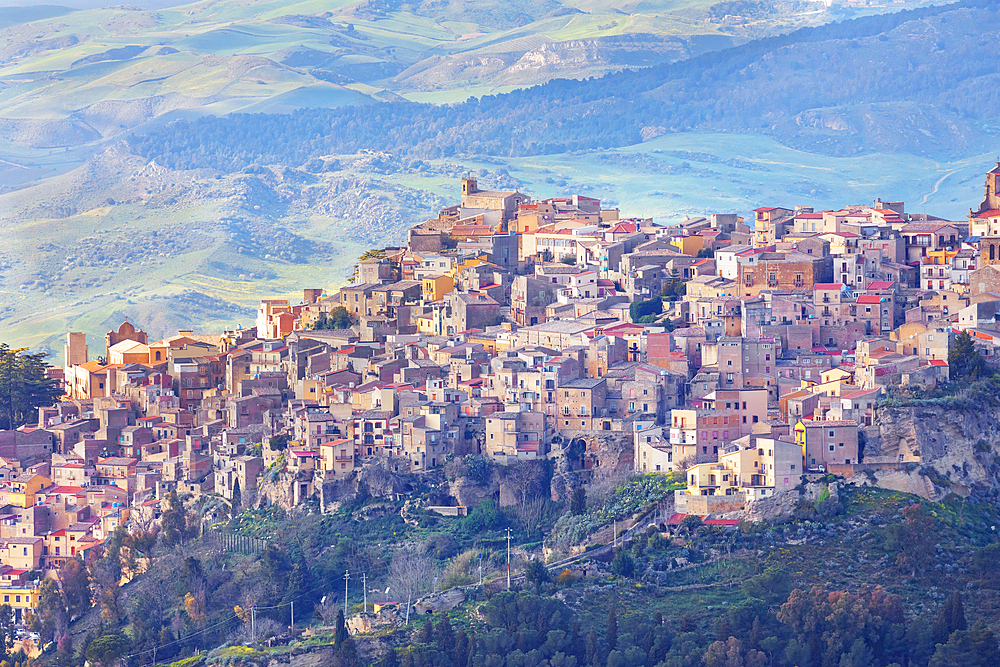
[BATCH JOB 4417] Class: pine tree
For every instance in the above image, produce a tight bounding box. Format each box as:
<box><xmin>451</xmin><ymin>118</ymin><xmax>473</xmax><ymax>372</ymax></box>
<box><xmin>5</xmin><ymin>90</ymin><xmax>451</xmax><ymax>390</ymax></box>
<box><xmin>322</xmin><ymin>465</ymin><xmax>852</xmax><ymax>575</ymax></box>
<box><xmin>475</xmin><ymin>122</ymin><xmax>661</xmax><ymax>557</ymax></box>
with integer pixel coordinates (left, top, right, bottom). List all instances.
<box><xmin>0</xmin><ymin>344</ymin><xmax>62</xmax><ymax>431</ymax></box>
<box><xmin>948</xmin><ymin>331</ymin><xmax>987</xmax><ymax>379</ymax></box>
<box><xmin>231</xmin><ymin>478</ymin><xmax>242</xmax><ymax>510</ymax></box>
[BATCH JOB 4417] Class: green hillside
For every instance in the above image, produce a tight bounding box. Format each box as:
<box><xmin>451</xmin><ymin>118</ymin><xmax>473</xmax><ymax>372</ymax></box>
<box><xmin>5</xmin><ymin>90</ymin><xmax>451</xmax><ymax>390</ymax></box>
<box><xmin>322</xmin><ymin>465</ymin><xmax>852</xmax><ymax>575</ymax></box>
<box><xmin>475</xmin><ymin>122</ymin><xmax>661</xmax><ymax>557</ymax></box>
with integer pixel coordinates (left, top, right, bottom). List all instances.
<box><xmin>0</xmin><ymin>0</ymin><xmax>919</xmax><ymax>157</ymax></box>
<box><xmin>0</xmin><ymin>0</ymin><xmax>975</xmax><ymax>358</ymax></box>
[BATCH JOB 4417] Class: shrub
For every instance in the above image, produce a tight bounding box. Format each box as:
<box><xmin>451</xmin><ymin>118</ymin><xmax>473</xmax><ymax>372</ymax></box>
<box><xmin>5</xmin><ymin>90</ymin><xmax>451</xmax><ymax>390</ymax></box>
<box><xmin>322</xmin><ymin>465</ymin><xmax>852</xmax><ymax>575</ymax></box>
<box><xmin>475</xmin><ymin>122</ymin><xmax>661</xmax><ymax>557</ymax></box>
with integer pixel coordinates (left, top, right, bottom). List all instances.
<box><xmin>610</xmin><ymin>551</ymin><xmax>635</xmax><ymax>578</ymax></box>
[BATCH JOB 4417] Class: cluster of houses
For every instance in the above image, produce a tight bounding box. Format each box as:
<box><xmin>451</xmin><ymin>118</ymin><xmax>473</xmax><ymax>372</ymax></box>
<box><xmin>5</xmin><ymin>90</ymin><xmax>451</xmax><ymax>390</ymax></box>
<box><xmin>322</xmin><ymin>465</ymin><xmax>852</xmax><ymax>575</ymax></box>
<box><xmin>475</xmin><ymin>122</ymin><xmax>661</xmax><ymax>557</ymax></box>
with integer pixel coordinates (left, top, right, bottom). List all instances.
<box><xmin>5</xmin><ymin>167</ymin><xmax>1000</xmax><ymax>617</ymax></box>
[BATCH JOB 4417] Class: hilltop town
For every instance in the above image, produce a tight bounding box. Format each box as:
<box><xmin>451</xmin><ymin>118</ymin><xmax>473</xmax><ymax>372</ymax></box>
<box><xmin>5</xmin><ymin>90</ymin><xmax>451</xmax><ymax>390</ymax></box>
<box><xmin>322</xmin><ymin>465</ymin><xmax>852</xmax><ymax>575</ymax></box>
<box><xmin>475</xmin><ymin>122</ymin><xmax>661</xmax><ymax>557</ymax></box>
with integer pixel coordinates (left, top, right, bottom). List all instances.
<box><xmin>4</xmin><ymin>166</ymin><xmax>1000</xmax><ymax>640</ymax></box>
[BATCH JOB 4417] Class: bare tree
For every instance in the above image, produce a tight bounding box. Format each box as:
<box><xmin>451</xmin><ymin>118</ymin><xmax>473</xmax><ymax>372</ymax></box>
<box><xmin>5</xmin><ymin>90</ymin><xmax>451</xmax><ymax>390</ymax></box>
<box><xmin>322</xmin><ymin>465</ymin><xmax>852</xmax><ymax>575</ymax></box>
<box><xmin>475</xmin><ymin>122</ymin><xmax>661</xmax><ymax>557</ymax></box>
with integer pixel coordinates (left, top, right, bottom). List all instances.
<box><xmin>314</xmin><ymin>598</ymin><xmax>340</xmax><ymax>625</ymax></box>
<box><xmin>586</xmin><ymin>468</ymin><xmax>631</xmax><ymax>512</ymax></box>
<box><xmin>512</xmin><ymin>496</ymin><xmax>548</xmax><ymax>534</ymax></box>
<box><xmin>388</xmin><ymin>549</ymin><xmax>437</xmax><ymax>624</ymax></box>
<box><xmin>505</xmin><ymin>461</ymin><xmax>538</xmax><ymax>504</ymax></box>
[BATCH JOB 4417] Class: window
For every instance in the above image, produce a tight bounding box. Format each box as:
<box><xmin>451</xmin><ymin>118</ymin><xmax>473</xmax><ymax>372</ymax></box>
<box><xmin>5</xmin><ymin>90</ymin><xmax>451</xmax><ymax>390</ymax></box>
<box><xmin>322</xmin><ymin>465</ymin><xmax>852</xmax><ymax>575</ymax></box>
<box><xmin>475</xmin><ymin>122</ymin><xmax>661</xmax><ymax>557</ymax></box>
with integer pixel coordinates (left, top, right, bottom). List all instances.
<box><xmin>828</xmin><ymin>430</ymin><xmax>835</xmax><ymax>437</ymax></box>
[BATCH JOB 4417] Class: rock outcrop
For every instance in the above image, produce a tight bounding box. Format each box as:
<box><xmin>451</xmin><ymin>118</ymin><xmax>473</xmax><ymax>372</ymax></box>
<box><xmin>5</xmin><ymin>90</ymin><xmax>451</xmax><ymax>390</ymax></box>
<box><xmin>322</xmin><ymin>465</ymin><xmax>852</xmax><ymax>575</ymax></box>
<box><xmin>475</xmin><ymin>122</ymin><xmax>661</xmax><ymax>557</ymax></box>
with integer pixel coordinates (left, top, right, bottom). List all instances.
<box><xmin>866</xmin><ymin>404</ymin><xmax>1000</xmax><ymax>499</ymax></box>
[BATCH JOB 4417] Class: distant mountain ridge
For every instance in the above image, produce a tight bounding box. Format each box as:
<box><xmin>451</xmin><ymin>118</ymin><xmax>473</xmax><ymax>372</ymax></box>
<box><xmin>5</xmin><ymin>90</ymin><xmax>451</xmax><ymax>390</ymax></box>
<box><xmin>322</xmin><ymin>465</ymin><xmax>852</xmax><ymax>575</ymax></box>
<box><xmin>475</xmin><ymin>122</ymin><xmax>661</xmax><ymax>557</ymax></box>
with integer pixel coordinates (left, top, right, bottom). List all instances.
<box><xmin>131</xmin><ymin>0</ymin><xmax>1000</xmax><ymax>169</ymax></box>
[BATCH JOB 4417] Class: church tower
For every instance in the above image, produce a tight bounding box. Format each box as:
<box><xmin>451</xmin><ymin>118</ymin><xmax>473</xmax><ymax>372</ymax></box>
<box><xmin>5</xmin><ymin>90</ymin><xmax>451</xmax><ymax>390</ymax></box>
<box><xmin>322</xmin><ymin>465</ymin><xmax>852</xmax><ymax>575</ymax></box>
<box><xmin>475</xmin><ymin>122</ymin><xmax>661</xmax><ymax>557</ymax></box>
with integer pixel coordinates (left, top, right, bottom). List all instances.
<box><xmin>972</xmin><ymin>163</ymin><xmax>1000</xmax><ymax>266</ymax></box>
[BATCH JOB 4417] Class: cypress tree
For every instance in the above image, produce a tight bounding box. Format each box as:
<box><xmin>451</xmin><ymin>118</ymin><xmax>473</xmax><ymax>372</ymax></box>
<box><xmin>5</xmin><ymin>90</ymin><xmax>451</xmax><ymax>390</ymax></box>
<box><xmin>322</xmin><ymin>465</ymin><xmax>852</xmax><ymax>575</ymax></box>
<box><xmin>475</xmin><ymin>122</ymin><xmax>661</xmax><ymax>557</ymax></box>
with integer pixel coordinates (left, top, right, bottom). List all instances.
<box><xmin>434</xmin><ymin>615</ymin><xmax>455</xmax><ymax>655</ymax></box>
<box><xmin>418</xmin><ymin>618</ymin><xmax>433</xmax><ymax>644</ymax></box>
<box><xmin>334</xmin><ymin>610</ymin><xmax>349</xmax><ymax>647</ymax></box>
<box><xmin>453</xmin><ymin>628</ymin><xmax>468</xmax><ymax>667</ymax></box>
<box><xmin>585</xmin><ymin>630</ymin><xmax>598</xmax><ymax>666</ymax></box>
<box><xmin>606</xmin><ymin>608</ymin><xmax>618</xmax><ymax>652</ymax></box>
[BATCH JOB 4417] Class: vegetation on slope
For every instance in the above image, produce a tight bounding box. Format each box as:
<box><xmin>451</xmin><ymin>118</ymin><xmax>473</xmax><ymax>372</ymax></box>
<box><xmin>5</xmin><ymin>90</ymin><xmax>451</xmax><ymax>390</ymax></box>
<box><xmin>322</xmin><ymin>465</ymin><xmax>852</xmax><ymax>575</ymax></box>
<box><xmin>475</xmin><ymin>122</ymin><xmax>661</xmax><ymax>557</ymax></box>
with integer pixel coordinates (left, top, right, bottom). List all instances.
<box><xmin>31</xmin><ymin>452</ymin><xmax>1000</xmax><ymax>667</ymax></box>
<box><xmin>131</xmin><ymin>0</ymin><xmax>1000</xmax><ymax>171</ymax></box>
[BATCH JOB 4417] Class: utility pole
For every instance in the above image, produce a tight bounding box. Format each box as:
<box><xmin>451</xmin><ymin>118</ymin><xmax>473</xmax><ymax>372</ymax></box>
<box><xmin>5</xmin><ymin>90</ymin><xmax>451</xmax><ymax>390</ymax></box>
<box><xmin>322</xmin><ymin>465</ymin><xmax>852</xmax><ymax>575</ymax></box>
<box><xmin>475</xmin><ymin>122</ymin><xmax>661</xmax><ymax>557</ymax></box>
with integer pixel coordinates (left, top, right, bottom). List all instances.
<box><xmin>478</xmin><ymin>553</ymin><xmax>483</xmax><ymax>586</ymax></box>
<box><xmin>251</xmin><ymin>604</ymin><xmax>257</xmax><ymax>644</ymax></box>
<box><xmin>362</xmin><ymin>573</ymin><xmax>367</xmax><ymax>614</ymax></box>
<box><xmin>290</xmin><ymin>600</ymin><xmax>294</xmax><ymax>631</ymax></box>
<box><xmin>506</xmin><ymin>527</ymin><xmax>513</xmax><ymax>590</ymax></box>
<box><xmin>343</xmin><ymin>570</ymin><xmax>351</xmax><ymax>617</ymax></box>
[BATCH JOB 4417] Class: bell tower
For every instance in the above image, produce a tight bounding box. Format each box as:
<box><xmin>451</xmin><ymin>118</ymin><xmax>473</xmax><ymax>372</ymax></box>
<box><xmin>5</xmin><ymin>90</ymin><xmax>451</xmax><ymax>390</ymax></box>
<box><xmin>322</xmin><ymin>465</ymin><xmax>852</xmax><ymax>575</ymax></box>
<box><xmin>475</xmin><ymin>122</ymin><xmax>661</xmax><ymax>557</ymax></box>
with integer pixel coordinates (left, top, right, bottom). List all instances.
<box><xmin>973</xmin><ymin>163</ymin><xmax>1000</xmax><ymax>266</ymax></box>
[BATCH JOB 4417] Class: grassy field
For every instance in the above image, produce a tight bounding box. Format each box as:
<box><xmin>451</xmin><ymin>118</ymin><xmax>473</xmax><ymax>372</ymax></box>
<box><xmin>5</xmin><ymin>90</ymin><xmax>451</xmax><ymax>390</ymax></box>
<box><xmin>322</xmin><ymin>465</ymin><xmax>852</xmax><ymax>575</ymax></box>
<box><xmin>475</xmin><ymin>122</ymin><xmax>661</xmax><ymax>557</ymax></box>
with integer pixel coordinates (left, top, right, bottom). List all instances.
<box><xmin>0</xmin><ymin>0</ymin><xmax>921</xmax><ymax>144</ymax></box>
<box><xmin>490</xmin><ymin>133</ymin><xmax>1000</xmax><ymax>222</ymax></box>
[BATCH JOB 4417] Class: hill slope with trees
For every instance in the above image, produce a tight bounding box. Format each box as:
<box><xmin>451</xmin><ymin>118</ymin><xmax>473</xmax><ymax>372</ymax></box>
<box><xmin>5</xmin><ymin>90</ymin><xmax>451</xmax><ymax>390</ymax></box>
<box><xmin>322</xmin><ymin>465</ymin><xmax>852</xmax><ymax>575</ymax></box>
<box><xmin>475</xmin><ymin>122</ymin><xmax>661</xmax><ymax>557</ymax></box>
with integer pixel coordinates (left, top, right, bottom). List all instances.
<box><xmin>131</xmin><ymin>0</ymin><xmax>1000</xmax><ymax>171</ymax></box>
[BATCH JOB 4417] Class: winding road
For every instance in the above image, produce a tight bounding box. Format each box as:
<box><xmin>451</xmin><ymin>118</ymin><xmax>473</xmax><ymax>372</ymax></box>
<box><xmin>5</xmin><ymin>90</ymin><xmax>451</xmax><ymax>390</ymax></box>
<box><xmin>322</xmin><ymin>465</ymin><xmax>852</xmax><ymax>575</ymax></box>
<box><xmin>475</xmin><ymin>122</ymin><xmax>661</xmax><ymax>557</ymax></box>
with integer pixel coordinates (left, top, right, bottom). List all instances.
<box><xmin>919</xmin><ymin>169</ymin><xmax>959</xmax><ymax>206</ymax></box>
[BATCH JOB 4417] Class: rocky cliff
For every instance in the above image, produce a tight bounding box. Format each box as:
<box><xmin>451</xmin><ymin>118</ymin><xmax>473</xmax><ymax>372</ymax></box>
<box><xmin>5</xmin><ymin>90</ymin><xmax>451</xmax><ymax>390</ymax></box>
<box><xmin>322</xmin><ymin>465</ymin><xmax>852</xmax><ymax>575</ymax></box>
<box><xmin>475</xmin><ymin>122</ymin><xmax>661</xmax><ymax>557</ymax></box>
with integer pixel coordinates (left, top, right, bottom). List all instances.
<box><xmin>864</xmin><ymin>404</ymin><xmax>1000</xmax><ymax>500</ymax></box>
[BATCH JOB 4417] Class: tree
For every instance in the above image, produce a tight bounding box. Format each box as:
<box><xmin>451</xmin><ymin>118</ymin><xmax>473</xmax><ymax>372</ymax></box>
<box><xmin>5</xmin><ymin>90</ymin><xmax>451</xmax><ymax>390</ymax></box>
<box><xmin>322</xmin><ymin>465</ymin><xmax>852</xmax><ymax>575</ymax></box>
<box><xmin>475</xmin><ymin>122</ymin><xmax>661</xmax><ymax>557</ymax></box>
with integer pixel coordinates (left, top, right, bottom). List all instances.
<box><xmin>0</xmin><ymin>344</ymin><xmax>61</xmax><ymax>430</ymax></box>
<box><xmin>60</xmin><ymin>557</ymin><xmax>91</xmax><ymax>621</ymax></box>
<box><xmin>933</xmin><ymin>592</ymin><xmax>967</xmax><ymax>644</ymax></box>
<box><xmin>85</xmin><ymin>634</ymin><xmax>129</xmax><ymax>667</ymax></box>
<box><xmin>312</xmin><ymin>307</ymin><xmax>355</xmax><ymax>330</ymax></box>
<box><xmin>280</xmin><ymin>556</ymin><xmax>312</xmax><ymax>625</ymax></box>
<box><xmin>379</xmin><ymin>648</ymin><xmax>400</xmax><ymax>667</ymax></box>
<box><xmin>524</xmin><ymin>559</ymin><xmax>550</xmax><ymax>593</ymax></box>
<box><xmin>389</xmin><ymin>550</ymin><xmax>436</xmax><ymax>623</ymax></box>
<box><xmin>929</xmin><ymin>622</ymin><xmax>999</xmax><ymax>667</ymax></box>
<box><xmin>610</xmin><ymin>551</ymin><xmax>635</xmax><ymax>578</ymax></box>
<box><xmin>269</xmin><ymin>434</ymin><xmax>289</xmax><ymax>451</ymax></box>
<box><xmin>606</xmin><ymin>607</ymin><xmax>618</xmax><ymax>652</ymax></box>
<box><xmin>232</xmin><ymin>478</ymin><xmax>242</xmax><ymax>510</ymax></box>
<box><xmin>160</xmin><ymin>490</ymin><xmax>188</xmax><ymax>547</ymax></box>
<box><xmin>418</xmin><ymin>617</ymin><xmax>433</xmax><ymax>644</ymax></box>
<box><xmin>678</xmin><ymin>514</ymin><xmax>703</xmax><ymax>536</ymax></box>
<box><xmin>703</xmin><ymin>637</ymin><xmax>767</xmax><ymax>667</ymax></box>
<box><xmin>888</xmin><ymin>503</ymin><xmax>934</xmax><ymax>577</ymax></box>
<box><xmin>335</xmin><ymin>609</ymin><xmax>350</xmax><ymax>646</ymax></box>
<box><xmin>434</xmin><ymin>615</ymin><xmax>455</xmax><ymax>655</ymax></box>
<box><xmin>35</xmin><ymin>578</ymin><xmax>68</xmax><ymax>645</ymax></box>
<box><xmin>629</xmin><ymin>297</ymin><xmax>662</xmax><ymax>322</ymax></box>
<box><xmin>327</xmin><ymin>306</ymin><xmax>355</xmax><ymax>329</ymax></box>
<box><xmin>948</xmin><ymin>330</ymin><xmax>987</xmax><ymax>379</ymax></box>
<box><xmin>570</xmin><ymin>487</ymin><xmax>587</xmax><ymax>515</ymax></box>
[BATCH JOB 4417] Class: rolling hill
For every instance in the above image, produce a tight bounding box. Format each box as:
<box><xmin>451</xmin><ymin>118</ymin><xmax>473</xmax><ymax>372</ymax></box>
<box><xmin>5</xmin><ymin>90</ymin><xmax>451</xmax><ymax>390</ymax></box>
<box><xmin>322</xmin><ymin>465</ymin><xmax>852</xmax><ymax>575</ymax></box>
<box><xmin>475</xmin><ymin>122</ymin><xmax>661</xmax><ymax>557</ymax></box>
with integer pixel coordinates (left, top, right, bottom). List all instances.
<box><xmin>1</xmin><ymin>0</ymin><xmax>991</xmax><ymax>361</ymax></box>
